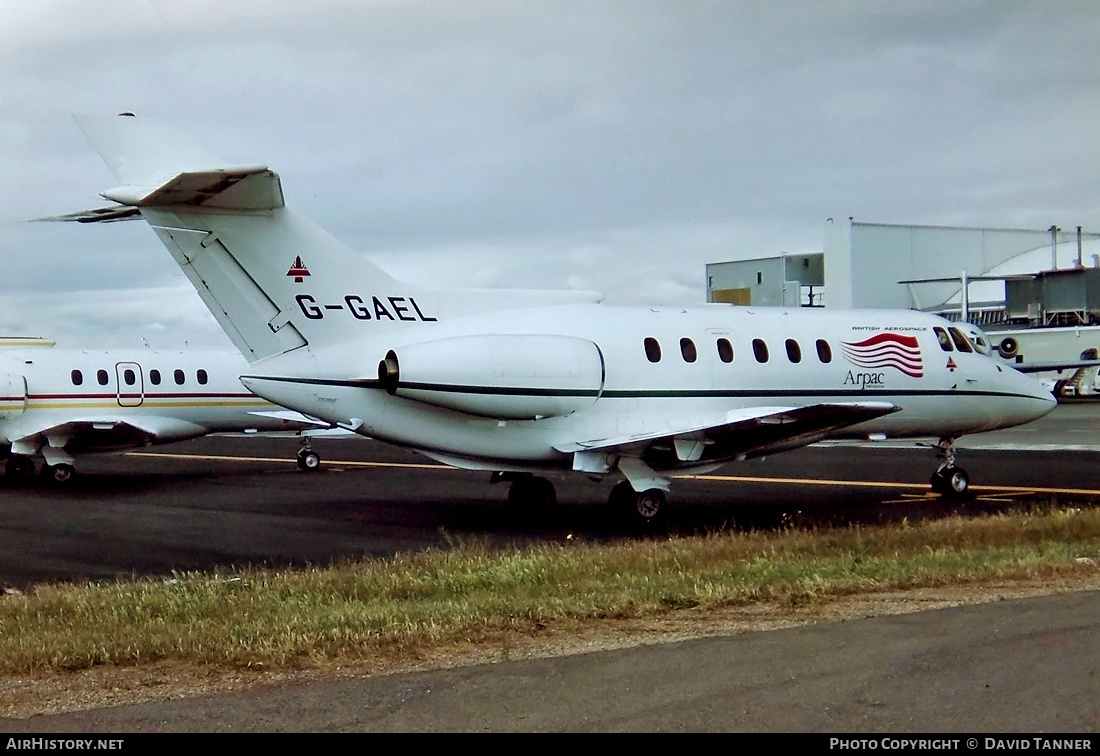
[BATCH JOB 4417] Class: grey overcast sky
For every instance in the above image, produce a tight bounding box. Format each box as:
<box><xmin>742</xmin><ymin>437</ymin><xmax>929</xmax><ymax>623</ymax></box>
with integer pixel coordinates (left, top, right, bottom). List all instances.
<box><xmin>3</xmin><ymin>0</ymin><xmax>1100</xmax><ymax>347</ymax></box>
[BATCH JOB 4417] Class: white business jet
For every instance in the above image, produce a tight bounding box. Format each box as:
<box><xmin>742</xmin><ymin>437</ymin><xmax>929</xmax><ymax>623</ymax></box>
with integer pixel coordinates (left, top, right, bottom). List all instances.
<box><xmin>0</xmin><ymin>336</ymin><xmax>328</xmax><ymax>484</ymax></box>
<box><xmin>60</xmin><ymin>115</ymin><xmax>1056</xmax><ymax>522</ymax></box>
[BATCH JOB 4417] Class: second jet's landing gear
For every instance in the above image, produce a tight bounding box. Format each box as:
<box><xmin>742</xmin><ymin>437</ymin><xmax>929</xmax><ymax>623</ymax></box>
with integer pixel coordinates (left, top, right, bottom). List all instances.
<box><xmin>930</xmin><ymin>437</ymin><xmax>970</xmax><ymax>498</ymax></box>
<box><xmin>296</xmin><ymin>438</ymin><xmax>321</xmax><ymax>471</ymax></box>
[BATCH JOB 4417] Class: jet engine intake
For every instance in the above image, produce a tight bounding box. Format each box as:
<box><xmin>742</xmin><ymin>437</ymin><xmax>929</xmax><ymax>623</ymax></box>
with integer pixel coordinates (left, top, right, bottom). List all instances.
<box><xmin>378</xmin><ymin>334</ymin><xmax>604</xmax><ymax>420</ymax></box>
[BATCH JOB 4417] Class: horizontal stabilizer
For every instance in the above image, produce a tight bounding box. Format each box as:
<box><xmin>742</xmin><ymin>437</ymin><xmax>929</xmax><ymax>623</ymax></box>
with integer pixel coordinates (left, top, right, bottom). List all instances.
<box><xmin>74</xmin><ymin>114</ymin><xmax>284</xmax><ymax>212</ymax></box>
<box><xmin>100</xmin><ymin>166</ymin><xmax>283</xmax><ymax>211</ymax></box>
<box><xmin>36</xmin><ymin>206</ymin><xmax>142</xmax><ymax>223</ymax></box>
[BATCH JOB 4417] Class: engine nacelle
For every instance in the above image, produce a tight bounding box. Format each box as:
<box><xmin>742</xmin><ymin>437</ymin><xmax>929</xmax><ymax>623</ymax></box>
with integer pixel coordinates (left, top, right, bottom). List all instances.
<box><xmin>378</xmin><ymin>334</ymin><xmax>604</xmax><ymax>420</ymax></box>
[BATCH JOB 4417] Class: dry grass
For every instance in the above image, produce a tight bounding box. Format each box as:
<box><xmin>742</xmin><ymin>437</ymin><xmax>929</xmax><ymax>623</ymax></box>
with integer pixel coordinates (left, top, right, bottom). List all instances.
<box><xmin>1</xmin><ymin>504</ymin><xmax>1098</xmax><ymax>679</ymax></box>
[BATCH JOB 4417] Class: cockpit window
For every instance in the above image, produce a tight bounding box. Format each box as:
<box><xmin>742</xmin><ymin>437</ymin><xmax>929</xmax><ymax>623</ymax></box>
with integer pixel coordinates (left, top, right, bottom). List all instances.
<box><xmin>933</xmin><ymin>327</ymin><xmax>954</xmax><ymax>352</ymax></box>
<box><xmin>948</xmin><ymin>327</ymin><xmax>974</xmax><ymax>353</ymax></box>
<box><xmin>967</xmin><ymin>331</ymin><xmax>991</xmax><ymax>355</ymax></box>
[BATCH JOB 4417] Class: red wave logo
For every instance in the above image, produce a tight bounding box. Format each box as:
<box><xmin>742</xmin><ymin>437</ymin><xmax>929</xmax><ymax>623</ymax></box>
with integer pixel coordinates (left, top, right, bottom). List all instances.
<box><xmin>841</xmin><ymin>333</ymin><xmax>924</xmax><ymax>378</ymax></box>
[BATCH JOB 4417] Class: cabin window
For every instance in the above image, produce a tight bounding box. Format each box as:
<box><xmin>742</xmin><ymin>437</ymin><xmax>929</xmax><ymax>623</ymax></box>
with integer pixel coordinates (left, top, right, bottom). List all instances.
<box><xmin>752</xmin><ymin>338</ymin><xmax>769</xmax><ymax>363</ymax></box>
<box><xmin>149</xmin><ymin>369</ymin><xmax>161</xmax><ymax>386</ymax></box>
<box><xmin>644</xmin><ymin>337</ymin><xmax>662</xmax><ymax>363</ymax></box>
<box><xmin>123</xmin><ymin>369</ymin><xmax>136</xmax><ymax>386</ymax></box>
<box><xmin>70</xmin><ymin>370</ymin><xmax>83</xmax><ymax>386</ymax></box>
<box><xmin>96</xmin><ymin>369</ymin><xmax>108</xmax><ymax>386</ymax></box>
<box><xmin>174</xmin><ymin>369</ymin><xmax>185</xmax><ymax>385</ymax></box>
<box><xmin>680</xmin><ymin>338</ymin><xmax>697</xmax><ymax>363</ymax></box>
<box><xmin>948</xmin><ymin>327</ymin><xmax>974</xmax><ymax>353</ymax></box>
<box><xmin>785</xmin><ymin>339</ymin><xmax>802</xmax><ymax>363</ymax></box>
<box><xmin>716</xmin><ymin>338</ymin><xmax>734</xmax><ymax>363</ymax></box>
<box><xmin>197</xmin><ymin>369</ymin><xmax>209</xmax><ymax>385</ymax></box>
<box><xmin>816</xmin><ymin>339</ymin><xmax>832</xmax><ymax>363</ymax></box>
<box><xmin>934</xmin><ymin>327</ymin><xmax>954</xmax><ymax>352</ymax></box>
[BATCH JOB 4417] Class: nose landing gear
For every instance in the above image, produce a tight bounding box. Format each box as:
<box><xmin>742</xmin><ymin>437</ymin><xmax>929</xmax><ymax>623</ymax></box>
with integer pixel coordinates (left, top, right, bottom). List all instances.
<box><xmin>930</xmin><ymin>437</ymin><xmax>970</xmax><ymax>498</ymax></box>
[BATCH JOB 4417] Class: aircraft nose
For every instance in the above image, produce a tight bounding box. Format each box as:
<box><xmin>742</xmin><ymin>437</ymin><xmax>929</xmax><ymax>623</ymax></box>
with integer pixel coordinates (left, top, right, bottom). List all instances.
<box><xmin>1010</xmin><ymin>369</ymin><xmax>1057</xmax><ymax>424</ymax></box>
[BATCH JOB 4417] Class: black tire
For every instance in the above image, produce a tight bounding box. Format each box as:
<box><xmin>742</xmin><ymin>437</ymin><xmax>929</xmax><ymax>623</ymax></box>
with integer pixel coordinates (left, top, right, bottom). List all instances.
<box><xmin>635</xmin><ymin>488</ymin><xmax>666</xmax><ymax>523</ymax></box>
<box><xmin>608</xmin><ymin>480</ymin><xmax>636</xmax><ymax>511</ymax></box>
<box><xmin>44</xmin><ymin>463</ymin><xmax>75</xmax><ymax>485</ymax></box>
<box><xmin>6</xmin><ymin>456</ymin><xmax>34</xmax><ymax>479</ymax></box>
<box><xmin>507</xmin><ymin>476</ymin><xmax>556</xmax><ymax>508</ymax></box>
<box><xmin>297</xmin><ymin>450</ymin><xmax>321</xmax><ymax>471</ymax></box>
<box><xmin>932</xmin><ymin>467</ymin><xmax>969</xmax><ymax>498</ymax></box>
<box><xmin>943</xmin><ymin>466</ymin><xmax>970</xmax><ymax>498</ymax></box>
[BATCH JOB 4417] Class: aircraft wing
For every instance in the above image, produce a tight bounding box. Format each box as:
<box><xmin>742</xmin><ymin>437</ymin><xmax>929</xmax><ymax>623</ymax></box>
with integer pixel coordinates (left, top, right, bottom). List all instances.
<box><xmin>8</xmin><ymin>416</ymin><xmax>212</xmax><ymax>463</ymax></box>
<box><xmin>555</xmin><ymin>402</ymin><xmax>900</xmax><ymax>490</ymax></box>
<box><xmin>1007</xmin><ymin>360</ymin><xmax>1100</xmax><ymax>374</ymax></box>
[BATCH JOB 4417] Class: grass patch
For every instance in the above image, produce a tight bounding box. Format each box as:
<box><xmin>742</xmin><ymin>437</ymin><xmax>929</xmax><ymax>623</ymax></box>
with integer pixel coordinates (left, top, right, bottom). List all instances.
<box><xmin>1</xmin><ymin>504</ymin><xmax>1098</xmax><ymax>675</ymax></box>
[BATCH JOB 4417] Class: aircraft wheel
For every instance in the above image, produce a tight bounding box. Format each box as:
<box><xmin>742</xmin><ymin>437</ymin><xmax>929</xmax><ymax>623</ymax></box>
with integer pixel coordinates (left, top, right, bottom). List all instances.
<box><xmin>942</xmin><ymin>466</ymin><xmax>969</xmax><ymax>498</ymax></box>
<box><xmin>607</xmin><ymin>480</ymin><xmax>636</xmax><ymax>511</ymax></box>
<box><xmin>297</xmin><ymin>449</ymin><xmax>321</xmax><ymax>471</ymax></box>
<box><xmin>5</xmin><ymin>456</ymin><xmax>35</xmax><ymax>479</ymax></box>
<box><xmin>931</xmin><ymin>467</ymin><xmax>969</xmax><ymax>498</ymax></box>
<box><xmin>633</xmin><ymin>488</ymin><xmax>667</xmax><ymax>526</ymax></box>
<box><xmin>507</xmin><ymin>476</ymin><xmax>556</xmax><ymax>508</ymax></box>
<box><xmin>43</xmin><ymin>463</ymin><xmax>75</xmax><ymax>485</ymax></box>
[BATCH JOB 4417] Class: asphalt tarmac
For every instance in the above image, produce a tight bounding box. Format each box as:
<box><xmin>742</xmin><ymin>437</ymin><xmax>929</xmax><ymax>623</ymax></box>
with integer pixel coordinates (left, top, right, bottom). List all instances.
<box><xmin>0</xmin><ymin>403</ymin><xmax>1098</xmax><ymax>731</ymax></box>
<box><xmin>2</xmin><ymin>404</ymin><xmax>1100</xmax><ymax>589</ymax></box>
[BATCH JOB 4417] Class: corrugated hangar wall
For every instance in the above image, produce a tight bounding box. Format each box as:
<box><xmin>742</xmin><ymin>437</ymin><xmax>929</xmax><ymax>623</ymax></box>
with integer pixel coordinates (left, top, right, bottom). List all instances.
<box><xmin>825</xmin><ymin>221</ymin><xmax>1056</xmax><ymax>310</ymax></box>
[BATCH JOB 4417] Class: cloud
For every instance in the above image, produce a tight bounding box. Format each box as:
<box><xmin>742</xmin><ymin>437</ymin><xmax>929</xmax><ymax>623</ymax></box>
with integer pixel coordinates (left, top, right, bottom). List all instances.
<box><xmin>4</xmin><ymin>1</ymin><xmax>1100</xmax><ymax>345</ymax></box>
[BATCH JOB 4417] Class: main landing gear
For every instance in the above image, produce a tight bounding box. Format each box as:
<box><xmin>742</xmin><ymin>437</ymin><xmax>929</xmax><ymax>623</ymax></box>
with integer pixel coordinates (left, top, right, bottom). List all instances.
<box><xmin>492</xmin><ymin>472</ymin><xmax>668</xmax><ymax>528</ymax></box>
<box><xmin>492</xmin><ymin>472</ymin><xmax>557</xmax><ymax>508</ymax></box>
<box><xmin>930</xmin><ymin>437</ymin><xmax>970</xmax><ymax>498</ymax></box>
<box><xmin>3</xmin><ymin>456</ymin><xmax>74</xmax><ymax>486</ymax></box>
<box><xmin>609</xmin><ymin>480</ymin><xmax>667</xmax><ymax>527</ymax></box>
<box><xmin>41</xmin><ymin>463</ymin><xmax>75</xmax><ymax>485</ymax></box>
<box><xmin>4</xmin><ymin>455</ymin><xmax>35</xmax><ymax>481</ymax></box>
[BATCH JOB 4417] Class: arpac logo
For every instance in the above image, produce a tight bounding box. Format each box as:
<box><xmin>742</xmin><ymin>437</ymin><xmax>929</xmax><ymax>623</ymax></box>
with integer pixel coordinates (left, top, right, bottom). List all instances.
<box><xmin>287</xmin><ymin>256</ymin><xmax>310</xmax><ymax>283</ymax></box>
<box><xmin>841</xmin><ymin>333</ymin><xmax>924</xmax><ymax>378</ymax></box>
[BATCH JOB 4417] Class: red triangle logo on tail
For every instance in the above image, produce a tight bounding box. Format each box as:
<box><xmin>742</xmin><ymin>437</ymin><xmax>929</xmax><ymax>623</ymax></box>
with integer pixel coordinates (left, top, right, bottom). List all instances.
<box><xmin>287</xmin><ymin>256</ymin><xmax>310</xmax><ymax>283</ymax></box>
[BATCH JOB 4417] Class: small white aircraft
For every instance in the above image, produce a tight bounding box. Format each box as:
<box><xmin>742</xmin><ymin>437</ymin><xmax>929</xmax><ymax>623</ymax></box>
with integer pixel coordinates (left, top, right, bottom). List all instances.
<box><xmin>0</xmin><ymin>336</ymin><xmax>328</xmax><ymax>484</ymax></box>
<box><xmin>59</xmin><ymin>115</ymin><xmax>1057</xmax><ymax>521</ymax></box>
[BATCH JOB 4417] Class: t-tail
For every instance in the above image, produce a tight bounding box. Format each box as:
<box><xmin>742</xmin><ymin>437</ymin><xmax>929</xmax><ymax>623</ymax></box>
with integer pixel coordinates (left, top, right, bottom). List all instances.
<box><xmin>69</xmin><ymin>115</ymin><xmax>601</xmax><ymax>363</ymax></box>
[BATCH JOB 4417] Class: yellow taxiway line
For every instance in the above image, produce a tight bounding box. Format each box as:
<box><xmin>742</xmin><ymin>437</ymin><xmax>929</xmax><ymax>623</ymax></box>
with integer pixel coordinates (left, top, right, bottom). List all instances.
<box><xmin>126</xmin><ymin>451</ymin><xmax>1100</xmax><ymax>497</ymax></box>
<box><xmin>126</xmin><ymin>451</ymin><xmax>450</xmax><ymax>471</ymax></box>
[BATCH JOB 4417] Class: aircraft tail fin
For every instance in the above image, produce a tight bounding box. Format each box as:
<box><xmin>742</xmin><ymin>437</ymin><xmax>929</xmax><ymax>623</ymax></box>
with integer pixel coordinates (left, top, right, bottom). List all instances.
<box><xmin>73</xmin><ymin>115</ymin><xmax>407</xmax><ymax>364</ymax></box>
<box><xmin>71</xmin><ymin>115</ymin><xmax>604</xmax><ymax>365</ymax></box>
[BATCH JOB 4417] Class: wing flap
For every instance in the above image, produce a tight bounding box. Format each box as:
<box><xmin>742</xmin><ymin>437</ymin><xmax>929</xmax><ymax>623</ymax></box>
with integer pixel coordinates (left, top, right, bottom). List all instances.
<box><xmin>556</xmin><ymin>401</ymin><xmax>900</xmax><ymax>468</ymax></box>
<box><xmin>10</xmin><ymin>417</ymin><xmax>210</xmax><ymax>456</ymax></box>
